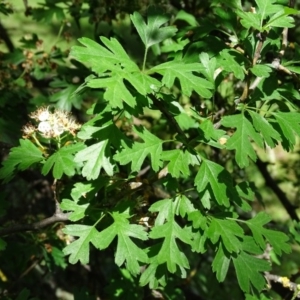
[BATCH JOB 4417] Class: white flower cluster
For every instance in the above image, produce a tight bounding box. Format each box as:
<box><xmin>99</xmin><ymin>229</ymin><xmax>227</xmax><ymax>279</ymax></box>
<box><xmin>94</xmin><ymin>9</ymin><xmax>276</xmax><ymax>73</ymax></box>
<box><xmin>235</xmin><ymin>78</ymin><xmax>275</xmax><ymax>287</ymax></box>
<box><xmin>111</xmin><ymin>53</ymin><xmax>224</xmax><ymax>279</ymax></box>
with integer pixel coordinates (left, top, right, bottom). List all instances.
<box><xmin>22</xmin><ymin>106</ymin><xmax>80</xmax><ymax>138</ymax></box>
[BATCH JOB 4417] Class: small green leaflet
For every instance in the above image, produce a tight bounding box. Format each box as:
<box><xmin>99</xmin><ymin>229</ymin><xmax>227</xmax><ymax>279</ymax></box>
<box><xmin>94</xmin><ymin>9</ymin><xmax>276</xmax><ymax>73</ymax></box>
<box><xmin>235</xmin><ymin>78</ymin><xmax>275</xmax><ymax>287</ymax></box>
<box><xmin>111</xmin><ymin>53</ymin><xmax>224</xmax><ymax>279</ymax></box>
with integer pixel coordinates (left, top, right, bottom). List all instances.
<box><xmin>195</xmin><ymin>159</ymin><xmax>234</xmax><ymax>207</ymax></box>
<box><xmin>199</xmin><ymin>119</ymin><xmax>227</xmax><ymax>148</ymax></box>
<box><xmin>125</xmin><ymin>72</ymin><xmax>161</xmax><ymax>96</ymax></box>
<box><xmin>60</xmin><ymin>199</ymin><xmax>89</xmax><ymax>222</ymax></box>
<box><xmin>207</xmin><ymin>218</ymin><xmax>244</xmax><ymax>253</ymax></box>
<box><xmin>212</xmin><ymin>245</ymin><xmax>230</xmax><ymax>282</ymax></box>
<box><xmin>248</xmin><ymin>111</ymin><xmax>281</xmax><ymax>148</ymax></box>
<box><xmin>175</xmin><ymin>10</ymin><xmax>198</xmax><ymax>26</ymax></box>
<box><xmin>255</xmin><ymin>0</ymin><xmax>281</xmax><ymax>20</ymax></box>
<box><xmin>149</xmin><ymin>199</ymin><xmax>173</xmax><ymax>226</ymax></box>
<box><xmin>74</xmin><ymin>140</ymin><xmax>114</xmax><ymax>180</ymax></box>
<box><xmin>161</xmin><ymin>149</ymin><xmax>197</xmax><ymax>178</ymax></box>
<box><xmin>219</xmin><ymin>49</ymin><xmax>245</xmax><ymax>80</ymax></box>
<box><xmin>0</xmin><ymin>139</ymin><xmax>44</xmax><ymax>182</ymax></box>
<box><xmin>0</xmin><ymin>238</ymin><xmax>7</xmax><ymax>251</ymax></box>
<box><xmin>221</xmin><ymin>114</ymin><xmax>263</xmax><ymax>168</ymax></box>
<box><xmin>272</xmin><ymin>112</ymin><xmax>300</xmax><ymax>150</ymax></box>
<box><xmin>173</xmin><ymin>194</ymin><xmax>196</xmax><ymax>218</ymax></box>
<box><xmin>245</xmin><ymin>212</ymin><xmax>291</xmax><ymax>255</ymax></box>
<box><xmin>78</xmin><ymin>121</ymin><xmax>125</xmax><ymax>149</ymax></box>
<box><xmin>42</xmin><ymin>143</ymin><xmax>85</xmax><ymax>179</ymax></box>
<box><xmin>236</xmin><ymin>1</ymin><xmax>296</xmax><ymax>31</ymax></box>
<box><xmin>236</xmin><ymin>10</ymin><xmax>261</xmax><ymax>30</ymax></box>
<box><xmin>114</xmin><ymin>126</ymin><xmax>163</xmax><ymax>172</ymax></box>
<box><xmin>188</xmin><ymin>210</ymin><xmax>207</xmax><ymax>230</ymax></box>
<box><xmin>49</xmin><ymin>81</ymin><xmax>82</xmax><ymax>111</ymax></box>
<box><xmin>60</xmin><ymin>181</ymin><xmax>103</xmax><ymax>221</ymax></box>
<box><xmin>149</xmin><ymin>196</ymin><xmax>196</xmax><ymax>226</ymax></box>
<box><xmin>265</xmin><ymin>7</ymin><xmax>296</xmax><ymax>29</ymax></box>
<box><xmin>191</xmin><ymin>229</ymin><xmax>208</xmax><ymax>253</ymax></box>
<box><xmin>130</xmin><ymin>9</ymin><xmax>177</xmax><ymax>49</ymax></box>
<box><xmin>95</xmin><ymin>212</ymin><xmax>148</xmax><ymax>276</ymax></box>
<box><xmin>151</xmin><ymin>61</ymin><xmax>214</xmax><ymax>98</ymax></box>
<box><xmin>241</xmin><ymin>236</ymin><xmax>263</xmax><ymax>255</ymax></box>
<box><xmin>139</xmin><ymin>263</ymin><xmax>163</xmax><ymax>289</ymax></box>
<box><xmin>63</xmin><ymin>224</ymin><xmax>100</xmax><ymax>264</ymax></box>
<box><xmin>232</xmin><ymin>251</ymin><xmax>270</xmax><ymax>293</ymax></box>
<box><xmin>149</xmin><ymin>219</ymin><xmax>192</xmax><ymax>274</ymax></box>
<box><xmin>199</xmin><ymin>52</ymin><xmax>217</xmax><ymax>83</ymax></box>
<box><xmin>250</xmin><ymin>65</ymin><xmax>272</xmax><ymax>77</ymax></box>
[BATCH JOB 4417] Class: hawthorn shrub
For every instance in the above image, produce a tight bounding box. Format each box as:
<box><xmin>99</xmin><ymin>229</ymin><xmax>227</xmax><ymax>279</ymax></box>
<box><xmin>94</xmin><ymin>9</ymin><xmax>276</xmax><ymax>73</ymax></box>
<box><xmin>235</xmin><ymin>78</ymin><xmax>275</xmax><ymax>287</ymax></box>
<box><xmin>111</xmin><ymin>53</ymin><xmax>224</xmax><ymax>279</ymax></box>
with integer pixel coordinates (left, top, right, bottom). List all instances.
<box><xmin>1</xmin><ymin>0</ymin><xmax>300</xmax><ymax>299</ymax></box>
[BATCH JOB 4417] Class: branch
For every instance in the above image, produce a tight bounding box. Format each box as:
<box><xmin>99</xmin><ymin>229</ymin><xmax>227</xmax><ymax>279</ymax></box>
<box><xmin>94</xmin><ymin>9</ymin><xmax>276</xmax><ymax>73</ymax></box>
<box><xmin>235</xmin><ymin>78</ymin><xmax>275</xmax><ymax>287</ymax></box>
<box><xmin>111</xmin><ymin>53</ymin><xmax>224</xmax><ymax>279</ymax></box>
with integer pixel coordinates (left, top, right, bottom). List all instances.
<box><xmin>265</xmin><ymin>272</ymin><xmax>300</xmax><ymax>299</ymax></box>
<box><xmin>256</xmin><ymin>158</ymin><xmax>299</xmax><ymax>222</ymax></box>
<box><xmin>149</xmin><ymin>93</ymin><xmax>188</xmax><ymax>143</ymax></box>
<box><xmin>0</xmin><ymin>179</ymin><xmax>70</xmax><ymax>236</ymax></box>
<box><xmin>0</xmin><ymin>211</ymin><xmax>70</xmax><ymax>237</ymax></box>
<box><xmin>0</xmin><ymin>22</ymin><xmax>14</xmax><ymax>52</ymax></box>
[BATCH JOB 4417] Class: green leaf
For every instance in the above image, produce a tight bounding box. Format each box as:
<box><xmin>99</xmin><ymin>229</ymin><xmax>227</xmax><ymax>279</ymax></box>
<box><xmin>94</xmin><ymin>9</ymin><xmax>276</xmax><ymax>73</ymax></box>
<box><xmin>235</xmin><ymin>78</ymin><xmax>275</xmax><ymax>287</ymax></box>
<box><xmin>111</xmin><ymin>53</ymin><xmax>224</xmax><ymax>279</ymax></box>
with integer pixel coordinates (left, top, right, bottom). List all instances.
<box><xmin>139</xmin><ymin>263</ymin><xmax>160</xmax><ymax>288</ymax></box>
<box><xmin>219</xmin><ymin>49</ymin><xmax>245</xmax><ymax>80</ymax></box>
<box><xmin>248</xmin><ymin>111</ymin><xmax>281</xmax><ymax>148</ymax></box>
<box><xmin>232</xmin><ymin>251</ymin><xmax>270</xmax><ymax>293</ymax></box>
<box><xmin>95</xmin><ymin>212</ymin><xmax>148</xmax><ymax>275</ymax></box>
<box><xmin>173</xmin><ymin>195</ymin><xmax>196</xmax><ymax>218</ymax></box>
<box><xmin>273</xmin><ymin>112</ymin><xmax>300</xmax><ymax>150</ymax></box>
<box><xmin>195</xmin><ymin>159</ymin><xmax>235</xmax><ymax>207</ymax></box>
<box><xmin>188</xmin><ymin>211</ymin><xmax>207</xmax><ymax>230</ymax></box>
<box><xmin>199</xmin><ymin>52</ymin><xmax>217</xmax><ymax>83</ymax></box>
<box><xmin>212</xmin><ymin>245</ymin><xmax>230</xmax><ymax>282</ymax></box>
<box><xmin>15</xmin><ymin>288</ymin><xmax>30</xmax><ymax>300</ymax></box>
<box><xmin>130</xmin><ymin>9</ymin><xmax>177</xmax><ymax>49</ymax></box>
<box><xmin>51</xmin><ymin>246</ymin><xmax>67</xmax><ymax>269</ymax></box>
<box><xmin>60</xmin><ymin>199</ymin><xmax>89</xmax><ymax>222</ymax></box>
<box><xmin>87</xmin><ymin>76</ymin><xmax>136</xmax><ymax>108</ymax></box>
<box><xmin>290</xmin><ymin>221</ymin><xmax>300</xmax><ymax>244</ymax></box>
<box><xmin>250</xmin><ymin>65</ymin><xmax>272</xmax><ymax>77</ymax></box>
<box><xmin>74</xmin><ymin>140</ymin><xmax>114</xmax><ymax>180</ymax></box>
<box><xmin>285</xmin><ymin>65</ymin><xmax>300</xmax><ymax>74</ymax></box>
<box><xmin>236</xmin><ymin>11</ymin><xmax>261</xmax><ymax>30</ymax></box>
<box><xmin>125</xmin><ymin>71</ymin><xmax>161</xmax><ymax>95</ymax></box>
<box><xmin>149</xmin><ymin>199</ymin><xmax>173</xmax><ymax>226</ymax></box>
<box><xmin>60</xmin><ymin>180</ymin><xmax>107</xmax><ymax>222</ymax></box>
<box><xmin>207</xmin><ymin>218</ymin><xmax>244</xmax><ymax>253</ymax></box>
<box><xmin>71</xmin><ymin>37</ymin><xmax>138</xmax><ymax>74</ymax></box>
<box><xmin>241</xmin><ymin>236</ymin><xmax>264</xmax><ymax>255</ymax></box>
<box><xmin>222</xmin><ymin>113</ymin><xmax>263</xmax><ymax>168</ymax></box>
<box><xmin>235</xmin><ymin>181</ymin><xmax>255</xmax><ymax>211</ymax></box>
<box><xmin>0</xmin><ymin>139</ymin><xmax>44</xmax><ymax>182</ymax></box>
<box><xmin>199</xmin><ymin>119</ymin><xmax>227</xmax><ymax>148</ymax></box>
<box><xmin>151</xmin><ymin>61</ymin><xmax>214</xmax><ymax>98</ymax></box>
<box><xmin>161</xmin><ymin>149</ymin><xmax>196</xmax><ymax>178</ymax></box>
<box><xmin>63</xmin><ymin>225</ymin><xmax>100</xmax><ymax>264</ymax></box>
<box><xmin>265</xmin><ymin>8</ymin><xmax>296</xmax><ymax>29</ymax></box>
<box><xmin>42</xmin><ymin>143</ymin><xmax>85</xmax><ymax>179</ymax></box>
<box><xmin>255</xmin><ymin>0</ymin><xmax>282</xmax><ymax>20</ymax></box>
<box><xmin>245</xmin><ymin>212</ymin><xmax>291</xmax><ymax>255</ymax></box>
<box><xmin>149</xmin><ymin>219</ymin><xmax>192</xmax><ymax>274</ymax></box>
<box><xmin>191</xmin><ymin>230</ymin><xmax>208</xmax><ymax>253</ymax></box>
<box><xmin>175</xmin><ymin>10</ymin><xmax>198</xmax><ymax>26</ymax></box>
<box><xmin>50</xmin><ymin>82</ymin><xmax>82</xmax><ymax>111</ymax></box>
<box><xmin>114</xmin><ymin>126</ymin><xmax>163</xmax><ymax>172</ymax></box>
<box><xmin>0</xmin><ymin>238</ymin><xmax>7</xmax><ymax>251</ymax></box>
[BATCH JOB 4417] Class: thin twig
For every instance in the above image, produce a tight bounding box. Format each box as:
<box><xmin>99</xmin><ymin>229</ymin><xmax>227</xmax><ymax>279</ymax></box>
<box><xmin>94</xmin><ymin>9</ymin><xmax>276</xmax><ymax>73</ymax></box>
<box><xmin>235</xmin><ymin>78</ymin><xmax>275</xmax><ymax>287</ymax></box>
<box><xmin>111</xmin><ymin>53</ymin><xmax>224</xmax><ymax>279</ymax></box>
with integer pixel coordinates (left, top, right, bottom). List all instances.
<box><xmin>0</xmin><ymin>179</ymin><xmax>70</xmax><ymax>236</ymax></box>
<box><xmin>148</xmin><ymin>94</ymin><xmax>188</xmax><ymax>142</ymax></box>
<box><xmin>256</xmin><ymin>158</ymin><xmax>299</xmax><ymax>222</ymax></box>
<box><xmin>0</xmin><ymin>212</ymin><xmax>70</xmax><ymax>237</ymax></box>
<box><xmin>265</xmin><ymin>272</ymin><xmax>300</xmax><ymax>299</ymax></box>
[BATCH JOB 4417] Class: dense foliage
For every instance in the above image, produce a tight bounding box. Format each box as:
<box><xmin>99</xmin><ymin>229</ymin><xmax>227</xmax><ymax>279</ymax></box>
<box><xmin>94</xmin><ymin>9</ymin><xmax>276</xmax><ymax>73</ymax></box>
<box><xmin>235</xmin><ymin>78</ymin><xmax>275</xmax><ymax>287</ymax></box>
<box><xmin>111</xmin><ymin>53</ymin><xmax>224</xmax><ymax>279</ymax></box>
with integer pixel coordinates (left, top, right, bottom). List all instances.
<box><xmin>1</xmin><ymin>0</ymin><xmax>300</xmax><ymax>299</ymax></box>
